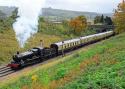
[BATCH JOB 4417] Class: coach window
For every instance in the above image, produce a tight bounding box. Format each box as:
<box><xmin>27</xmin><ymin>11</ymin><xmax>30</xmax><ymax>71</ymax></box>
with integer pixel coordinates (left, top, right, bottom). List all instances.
<box><xmin>68</xmin><ymin>44</ymin><xmax>70</xmax><ymax>47</ymax></box>
<box><xmin>63</xmin><ymin>44</ymin><xmax>65</xmax><ymax>49</ymax></box>
<box><xmin>81</xmin><ymin>40</ymin><xmax>83</xmax><ymax>43</ymax></box>
<box><xmin>77</xmin><ymin>41</ymin><xmax>79</xmax><ymax>45</ymax></box>
<box><xmin>65</xmin><ymin>45</ymin><xmax>67</xmax><ymax>49</ymax></box>
<box><xmin>87</xmin><ymin>38</ymin><xmax>88</xmax><ymax>42</ymax></box>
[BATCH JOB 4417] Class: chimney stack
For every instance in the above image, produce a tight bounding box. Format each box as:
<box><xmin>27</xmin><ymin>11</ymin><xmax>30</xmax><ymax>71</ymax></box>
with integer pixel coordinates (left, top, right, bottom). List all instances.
<box><xmin>40</xmin><ymin>40</ymin><xmax>43</xmax><ymax>47</ymax></box>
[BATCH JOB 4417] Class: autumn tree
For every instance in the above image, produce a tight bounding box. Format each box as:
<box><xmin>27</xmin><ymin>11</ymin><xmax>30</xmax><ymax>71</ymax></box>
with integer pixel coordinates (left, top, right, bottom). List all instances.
<box><xmin>69</xmin><ymin>16</ymin><xmax>87</xmax><ymax>35</ymax></box>
<box><xmin>113</xmin><ymin>0</ymin><xmax>125</xmax><ymax>34</ymax></box>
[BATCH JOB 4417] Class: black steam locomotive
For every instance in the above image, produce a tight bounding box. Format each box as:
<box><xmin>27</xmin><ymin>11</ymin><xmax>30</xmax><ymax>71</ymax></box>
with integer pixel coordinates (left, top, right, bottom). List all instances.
<box><xmin>7</xmin><ymin>31</ymin><xmax>114</xmax><ymax>69</ymax></box>
<box><xmin>8</xmin><ymin>47</ymin><xmax>56</xmax><ymax>69</ymax></box>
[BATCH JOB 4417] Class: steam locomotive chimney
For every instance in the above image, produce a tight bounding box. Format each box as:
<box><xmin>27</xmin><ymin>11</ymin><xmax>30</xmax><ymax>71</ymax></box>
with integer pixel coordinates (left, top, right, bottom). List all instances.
<box><xmin>17</xmin><ymin>51</ymin><xmax>19</xmax><ymax>54</ymax></box>
<box><xmin>40</xmin><ymin>40</ymin><xmax>44</xmax><ymax>47</ymax></box>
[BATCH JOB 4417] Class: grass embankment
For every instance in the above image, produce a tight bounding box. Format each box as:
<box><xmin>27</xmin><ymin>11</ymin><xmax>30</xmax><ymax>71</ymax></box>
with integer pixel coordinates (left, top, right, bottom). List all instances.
<box><xmin>0</xmin><ymin>30</ymin><xmax>63</xmax><ymax>65</ymax></box>
<box><xmin>1</xmin><ymin>32</ymin><xmax>125</xmax><ymax>89</ymax></box>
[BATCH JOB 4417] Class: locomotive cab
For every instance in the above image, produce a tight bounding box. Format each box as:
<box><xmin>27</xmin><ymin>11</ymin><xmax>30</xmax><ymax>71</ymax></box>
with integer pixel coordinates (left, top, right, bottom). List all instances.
<box><xmin>50</xmin><ymin>44</ymin><xmax>59</xmax><ymax>55</ymax></box>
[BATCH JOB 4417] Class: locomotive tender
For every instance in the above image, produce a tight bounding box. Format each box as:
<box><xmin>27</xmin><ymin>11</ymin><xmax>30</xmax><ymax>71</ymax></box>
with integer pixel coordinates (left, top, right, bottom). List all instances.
<box><xmin>7</xmin><ymin>31</ymin><xmax>114</xmax><ymax>69</ymax></box>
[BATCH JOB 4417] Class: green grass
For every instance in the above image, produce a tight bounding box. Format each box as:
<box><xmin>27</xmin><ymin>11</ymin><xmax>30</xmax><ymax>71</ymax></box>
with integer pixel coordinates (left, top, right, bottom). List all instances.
<box><xmin>59</xmin><ymin>33</ymin><xmax>125</xmax><ymax>89</ymax></box>
<box><xmin>1</xmin><ymin>32</ymin><xmax>125</xmax><ymax>89</ymax></box>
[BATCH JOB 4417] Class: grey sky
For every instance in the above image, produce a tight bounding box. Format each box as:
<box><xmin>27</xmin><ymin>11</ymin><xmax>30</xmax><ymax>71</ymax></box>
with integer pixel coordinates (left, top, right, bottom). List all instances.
<box><xmin>45</xmin><ymin>0</ymin><xmax>121</xmax><ymax>13</ymax></box>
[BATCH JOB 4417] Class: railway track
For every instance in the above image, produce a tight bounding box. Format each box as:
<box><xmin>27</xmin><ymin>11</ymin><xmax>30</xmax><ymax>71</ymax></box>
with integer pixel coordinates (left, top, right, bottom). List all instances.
<box><xmin>0</xmin><ymin>66</ymin><xmax>15</xmax><ymax>77</ymax></box>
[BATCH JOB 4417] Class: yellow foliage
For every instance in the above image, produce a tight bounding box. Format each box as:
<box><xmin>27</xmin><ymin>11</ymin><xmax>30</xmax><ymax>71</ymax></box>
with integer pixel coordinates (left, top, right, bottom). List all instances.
<box><xmin>69</xmin><ymin>16</ymin><xmax>87</xmax><ymax>34</ymax></box>
<box><xmin>113</xmin><ymin>0</ymin><xmax>125</xmax><ymax>34</ymax></box>
<box><xmin>31</xmin><ymin>75</ymin><xmax>38</xmax><ymax>82</ymax></box>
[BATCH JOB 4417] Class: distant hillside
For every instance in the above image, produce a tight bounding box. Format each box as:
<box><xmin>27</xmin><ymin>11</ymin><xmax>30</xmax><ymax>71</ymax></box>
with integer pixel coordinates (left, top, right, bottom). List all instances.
<box><xmin>42</xmin><ymin>8</ymin><xmax>113</xmax><ymax>21</ymax></box>
<box><xmin>0</xmin><ymin>10</ymin><xmax>6</xmax><ymax>19</ymax></box>
<box><xmin>0</xmin><ymin>6</ymin><xmax>15</xmax><ymax>17</ymax></box>
<box><xmin>0</xmin><ymin>6</ymin><xmax>113</xmax><ymax>21</ymax></box>
<box><xmin>42</xmin><ymin>8</ymin><xmax>99</xmax><ymax>20</ymax></box>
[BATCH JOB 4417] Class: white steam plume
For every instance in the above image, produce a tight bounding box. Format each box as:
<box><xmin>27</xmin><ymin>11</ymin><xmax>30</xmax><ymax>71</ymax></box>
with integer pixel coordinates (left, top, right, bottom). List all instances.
<box><xmin>0</xmin><ymin>0</ymin><xmax>45</xmax><ymax>47</ymax></box>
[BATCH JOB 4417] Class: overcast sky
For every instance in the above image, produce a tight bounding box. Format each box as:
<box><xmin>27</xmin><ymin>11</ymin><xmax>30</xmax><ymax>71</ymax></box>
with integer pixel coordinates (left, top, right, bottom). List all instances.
<box><xmin>45</xmin><ymin>0</ymin><xmax>121</xmax><ymax>13</ymax></box>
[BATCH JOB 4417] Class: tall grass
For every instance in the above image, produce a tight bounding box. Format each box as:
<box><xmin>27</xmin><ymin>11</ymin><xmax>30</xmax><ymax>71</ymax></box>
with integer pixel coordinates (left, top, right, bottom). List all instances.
<box><xmin>0</xmin><ymin>29</ymin><xmax>19</xmax><ymax>64</ymax></box>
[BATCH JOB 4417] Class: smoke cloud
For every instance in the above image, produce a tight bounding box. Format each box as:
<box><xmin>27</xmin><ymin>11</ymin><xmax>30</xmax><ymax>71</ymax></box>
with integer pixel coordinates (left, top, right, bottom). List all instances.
<box><xmin>0</xmin><ymin>0</ymin><xmax>45</xmax><ymax>47</ymax></box>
